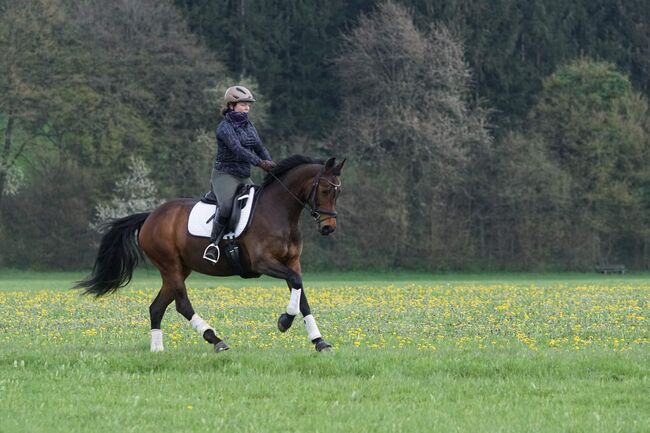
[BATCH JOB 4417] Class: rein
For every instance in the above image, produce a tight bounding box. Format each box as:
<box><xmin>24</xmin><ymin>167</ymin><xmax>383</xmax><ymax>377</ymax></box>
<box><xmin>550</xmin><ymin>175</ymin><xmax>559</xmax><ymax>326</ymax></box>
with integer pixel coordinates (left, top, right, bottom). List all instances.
<box><xmin>265</xmin><ymin>165</ymin><xmax>340</xmax><ymax>224</ymax></box>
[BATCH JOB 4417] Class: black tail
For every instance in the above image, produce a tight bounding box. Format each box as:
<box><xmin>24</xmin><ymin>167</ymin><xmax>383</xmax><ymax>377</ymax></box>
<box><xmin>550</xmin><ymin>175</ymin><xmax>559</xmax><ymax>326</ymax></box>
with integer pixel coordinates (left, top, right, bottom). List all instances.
<box><xmin>74</xmin><ymin>213</ymin><xmax>150</xmax><ymax>297</ymax></box>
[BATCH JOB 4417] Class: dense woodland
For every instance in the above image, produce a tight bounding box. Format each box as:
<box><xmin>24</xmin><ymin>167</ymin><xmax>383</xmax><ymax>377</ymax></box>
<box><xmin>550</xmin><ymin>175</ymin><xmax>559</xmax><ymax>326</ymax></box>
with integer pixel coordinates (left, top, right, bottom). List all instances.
<box><xmin>1</xmin><ymin>0</ymin><xmax>650</xmax><ymax>271</ymax></box>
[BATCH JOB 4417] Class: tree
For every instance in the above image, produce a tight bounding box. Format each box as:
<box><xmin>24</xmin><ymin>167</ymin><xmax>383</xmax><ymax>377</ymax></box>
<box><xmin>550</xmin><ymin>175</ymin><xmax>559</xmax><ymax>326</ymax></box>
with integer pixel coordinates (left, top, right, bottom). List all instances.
<box><xmin>1</xmin><ymin>0</ymin><xmax>230</xmax><ymax>268</ymax></box>
<box><xmin>530</xmin><ymin>59</ymin><xmax>650</xmax><ymax>267</ymax></box>
<box><xmin>0</xmin><ymin>0</ymin><xmax>64</xmax><ymax>209</ymax></box>
<box><xmin>0</xmin><ymin>161</ymin><xmax>97</xmax><ymax>269</ymax></box>
<box><xmin>487</xmin><ymin>132</ymin><xmax>571</xmax><ymax>269</ymax></box>
<box><xmin>65</xmin><ymin>0</ymin><xmax>225</xmax><ymax>196</ymax></box>
<box><xmin>332</xmin><ymin>1</ymin><xmax>491</xmax><ymax>268</ymax></box>
<box><xmin>404</xmin><ymin>0</ymin><xmax>650</xmax><ymax>130</ymax></box>
<box><xmin>176</xmin><ymin>0</ymin><xmax>376</xmax><ymax>140</ymax></box>
<box><xmin>91</xmin><ymin>156</ymin><xmax>161</xmax><ymax>231</ymax></box>
<box><xmin>1</xmin><ymin>0</ymin><xmax>225</xmax><ymax>207</ymax></box>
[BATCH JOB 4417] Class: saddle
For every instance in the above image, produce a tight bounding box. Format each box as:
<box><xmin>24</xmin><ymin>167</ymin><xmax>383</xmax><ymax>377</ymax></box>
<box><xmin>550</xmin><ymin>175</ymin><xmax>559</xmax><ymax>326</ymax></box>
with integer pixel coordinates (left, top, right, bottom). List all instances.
<box><xmin>188</xmin><ymin>185</ymin><xmax>257</xmax><ymax>239</ymax></box>
<box><xmin>190</xmin><ymin>185</ymin><xmax>261</xmax><ymax>279</ymax></box>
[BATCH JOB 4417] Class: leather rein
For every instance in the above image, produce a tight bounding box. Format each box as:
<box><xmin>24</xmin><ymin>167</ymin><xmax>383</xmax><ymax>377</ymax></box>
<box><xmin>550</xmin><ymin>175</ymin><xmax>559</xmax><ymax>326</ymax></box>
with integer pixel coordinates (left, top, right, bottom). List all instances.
<box><xmin>266</xmin><ymin>165</ymin><xmax>340</xmax><ymax>224</ymax></box>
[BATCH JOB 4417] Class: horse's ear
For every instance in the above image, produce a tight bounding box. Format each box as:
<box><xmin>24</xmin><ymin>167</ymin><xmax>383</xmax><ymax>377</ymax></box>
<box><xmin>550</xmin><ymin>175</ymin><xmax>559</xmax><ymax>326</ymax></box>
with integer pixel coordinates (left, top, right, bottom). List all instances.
<box><xmin>324</xmin><ymin>157</ymin><xmax>336</xmax><ymax>172</ymax></box>
<box><xmin>333</xmin><ymin>158</ymin><xmax>346</xmax><ymax>175</ymax></box>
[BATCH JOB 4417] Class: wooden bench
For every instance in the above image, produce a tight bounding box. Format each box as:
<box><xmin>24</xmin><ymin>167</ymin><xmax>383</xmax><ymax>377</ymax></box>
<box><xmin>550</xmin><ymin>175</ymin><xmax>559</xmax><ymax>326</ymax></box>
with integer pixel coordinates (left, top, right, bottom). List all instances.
<box><xmin>595</xmin><ymin>264</ymin><xmax>626</xmax><ymax>274</ymax></box>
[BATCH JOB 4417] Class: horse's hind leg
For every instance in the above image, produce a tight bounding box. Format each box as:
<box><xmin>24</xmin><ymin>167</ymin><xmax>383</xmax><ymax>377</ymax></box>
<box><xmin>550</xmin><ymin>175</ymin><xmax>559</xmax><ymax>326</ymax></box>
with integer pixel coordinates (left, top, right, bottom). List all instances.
<box><xmin>148</xmin><ymin>266</ymin><xmax>192</xmax><ymax>352</ymax></box>
<box><xmin>149</xmin><ymin>287</ymin><xmax>175</xmax><ymax>352</ymax></box>
<box><xmin>169</xmin><ymin>272</ymin><xmax>230</xmax><ymax>352</ymax></box>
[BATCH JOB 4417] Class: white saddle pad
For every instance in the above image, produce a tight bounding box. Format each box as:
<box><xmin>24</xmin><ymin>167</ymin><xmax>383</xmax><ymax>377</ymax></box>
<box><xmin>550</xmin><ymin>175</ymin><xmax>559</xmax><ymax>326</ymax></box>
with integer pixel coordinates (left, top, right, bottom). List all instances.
<box><xmin>187</xmin><ymin>187</ymin><xmax>255</xmax><ymax>239</ymax></box>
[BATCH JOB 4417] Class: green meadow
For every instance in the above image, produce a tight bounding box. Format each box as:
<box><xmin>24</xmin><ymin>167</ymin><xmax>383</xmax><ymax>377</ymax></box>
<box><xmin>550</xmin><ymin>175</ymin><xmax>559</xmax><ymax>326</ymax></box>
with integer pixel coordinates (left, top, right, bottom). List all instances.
<box><xmin>1</xmin><ymin>270</ymin><xmax>648</xmax><ymax>433</ymax></box>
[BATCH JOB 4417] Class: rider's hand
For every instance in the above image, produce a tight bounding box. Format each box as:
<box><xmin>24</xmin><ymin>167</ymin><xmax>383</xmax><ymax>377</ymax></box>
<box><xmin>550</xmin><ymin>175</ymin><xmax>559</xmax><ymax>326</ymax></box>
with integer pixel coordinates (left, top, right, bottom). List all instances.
<box><xmin>259</xmin><ymin>160</ymin><xmax>277</xmax><ymax>172</ymax></box>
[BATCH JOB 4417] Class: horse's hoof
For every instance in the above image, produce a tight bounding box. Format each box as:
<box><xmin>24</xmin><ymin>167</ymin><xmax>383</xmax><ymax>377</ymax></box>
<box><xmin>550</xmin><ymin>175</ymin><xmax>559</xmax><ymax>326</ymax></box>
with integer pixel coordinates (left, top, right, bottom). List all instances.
<box><xmin>315</xmin><ymin>340</ymin><xmax>333</xmax><ymax>352</ymax></box>
<box><xmin>214</xmin><ymin>340</ymin><xmax>230</xmax><ymax>352</ymax></box>
<box><xmin>277</xmin><ymin>313</ymin><xmax>295</xmax><ymax>332</ymax></box>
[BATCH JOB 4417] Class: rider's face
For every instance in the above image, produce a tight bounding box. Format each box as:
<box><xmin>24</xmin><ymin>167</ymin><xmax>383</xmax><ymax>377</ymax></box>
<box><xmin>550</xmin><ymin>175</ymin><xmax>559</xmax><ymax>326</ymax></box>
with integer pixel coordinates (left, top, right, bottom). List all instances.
<box><xmin>233</xmin><ymin>102</ymin><xmax>251</xmax><ymax>113</ymax></box>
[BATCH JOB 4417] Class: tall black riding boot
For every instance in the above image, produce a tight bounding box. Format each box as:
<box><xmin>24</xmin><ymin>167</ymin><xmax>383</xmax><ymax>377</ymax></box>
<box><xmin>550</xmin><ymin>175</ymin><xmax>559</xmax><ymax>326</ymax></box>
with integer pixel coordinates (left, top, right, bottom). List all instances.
<box><xmin>203</xmin><ymin>214</ymin><xmax>229</xmax><ymax>263</ymax></box>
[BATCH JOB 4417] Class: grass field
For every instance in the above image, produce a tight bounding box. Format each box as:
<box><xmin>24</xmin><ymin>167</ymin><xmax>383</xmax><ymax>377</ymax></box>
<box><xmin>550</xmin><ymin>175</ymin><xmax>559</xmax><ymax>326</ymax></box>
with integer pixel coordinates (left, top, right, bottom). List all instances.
<box><xmin>1</xmin><ymin>270</ymin><xmax>648</xmax><ymax>432</ymax></box>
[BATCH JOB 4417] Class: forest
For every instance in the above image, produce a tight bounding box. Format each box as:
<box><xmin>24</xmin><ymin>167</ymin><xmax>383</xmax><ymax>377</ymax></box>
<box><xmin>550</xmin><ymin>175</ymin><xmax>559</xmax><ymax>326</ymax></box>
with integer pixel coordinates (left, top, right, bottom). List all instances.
<box><xmin>1</xmin><ymin>0</ymin><xmax>649</xmax><ymax>271</ymax></box>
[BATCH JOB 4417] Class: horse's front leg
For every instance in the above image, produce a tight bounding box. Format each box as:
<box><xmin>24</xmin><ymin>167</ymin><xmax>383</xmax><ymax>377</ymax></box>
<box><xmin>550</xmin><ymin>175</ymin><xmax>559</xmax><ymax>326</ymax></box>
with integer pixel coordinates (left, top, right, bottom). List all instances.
<box><xmin>281</xmin><ymin>287</ymin><xmax>332</xmax><ymax>352</ymax></box>
<box><xmin>262</xmin><ymin>260</ymin><xmax>332</xmax><ymax>352</ymax></box>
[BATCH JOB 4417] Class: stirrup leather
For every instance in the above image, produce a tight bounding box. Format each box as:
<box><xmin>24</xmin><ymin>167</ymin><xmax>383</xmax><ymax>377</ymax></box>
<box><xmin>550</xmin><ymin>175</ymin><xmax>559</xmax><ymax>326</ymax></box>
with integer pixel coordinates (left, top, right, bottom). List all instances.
<box><xmin>203</xmin><ymin>243</ymin><xmax>220</xmax><ymax>264</ymax></box>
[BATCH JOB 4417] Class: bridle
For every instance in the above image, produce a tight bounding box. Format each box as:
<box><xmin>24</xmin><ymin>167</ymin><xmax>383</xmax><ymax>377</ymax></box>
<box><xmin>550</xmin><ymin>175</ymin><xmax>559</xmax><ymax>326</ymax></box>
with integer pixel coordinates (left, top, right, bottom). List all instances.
<box><xmin>267</xmin><ymin>165</ymin><xmax>340</xmax><ymax>225</ymax></box>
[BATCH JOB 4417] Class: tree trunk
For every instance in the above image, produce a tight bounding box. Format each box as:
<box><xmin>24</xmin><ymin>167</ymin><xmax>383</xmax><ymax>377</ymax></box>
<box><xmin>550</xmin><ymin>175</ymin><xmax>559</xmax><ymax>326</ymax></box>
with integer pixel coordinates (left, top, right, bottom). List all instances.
<box><xmin>0</xmin><ymin>113</ymin><xmax>15</xmax><ymax>211</ymax></box>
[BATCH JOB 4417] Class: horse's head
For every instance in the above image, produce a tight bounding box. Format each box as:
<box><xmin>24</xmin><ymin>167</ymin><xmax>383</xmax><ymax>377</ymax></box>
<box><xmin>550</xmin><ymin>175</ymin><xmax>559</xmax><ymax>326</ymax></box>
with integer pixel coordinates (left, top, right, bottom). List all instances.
<box><xmin>309</xmin><ymin>157</ymin><xmax>345</xmax><ymax>236</ymax></box>
<box><xmin>261</xmin><ymin>155</ymin><xmax>345</xmax><ymax>236</ymax></box>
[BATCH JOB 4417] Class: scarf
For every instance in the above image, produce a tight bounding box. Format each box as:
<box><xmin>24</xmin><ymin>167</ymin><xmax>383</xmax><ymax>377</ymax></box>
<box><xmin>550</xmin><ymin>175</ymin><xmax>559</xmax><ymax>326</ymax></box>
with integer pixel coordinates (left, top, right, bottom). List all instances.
<box><xmin>226</xmin><ymin>111</ymin><xmax>249</xmax><ymax>128</ymax></box>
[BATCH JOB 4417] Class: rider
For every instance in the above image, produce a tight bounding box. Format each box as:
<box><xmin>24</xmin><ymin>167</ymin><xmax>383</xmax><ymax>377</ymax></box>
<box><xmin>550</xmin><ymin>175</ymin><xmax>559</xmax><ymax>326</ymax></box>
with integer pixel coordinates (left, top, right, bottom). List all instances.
<box><xmin>203</xmin><ymin>85</ymin><xmax>276</xmax><ymax>263</ymax></box>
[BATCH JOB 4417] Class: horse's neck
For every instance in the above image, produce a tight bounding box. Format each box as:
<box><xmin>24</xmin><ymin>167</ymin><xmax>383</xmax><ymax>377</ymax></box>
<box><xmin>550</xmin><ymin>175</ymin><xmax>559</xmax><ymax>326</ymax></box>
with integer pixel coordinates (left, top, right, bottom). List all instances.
<box><xmin>262</xmin><ymin>165</ymin><xmax>317</xmax><ymax>222</ymax></box>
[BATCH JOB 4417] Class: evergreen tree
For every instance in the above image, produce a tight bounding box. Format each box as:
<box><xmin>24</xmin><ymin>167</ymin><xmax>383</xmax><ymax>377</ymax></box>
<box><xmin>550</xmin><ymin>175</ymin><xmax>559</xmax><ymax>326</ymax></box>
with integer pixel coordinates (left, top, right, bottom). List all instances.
<box><xmin>176</xmin><ymin>0</ymin><xmax>376</xmax><ymax>140</ymax></box>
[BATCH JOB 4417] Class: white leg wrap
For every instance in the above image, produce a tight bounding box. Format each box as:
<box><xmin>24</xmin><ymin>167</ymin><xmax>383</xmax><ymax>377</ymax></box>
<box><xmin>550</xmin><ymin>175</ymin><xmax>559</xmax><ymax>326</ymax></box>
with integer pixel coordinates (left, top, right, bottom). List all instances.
<box><xmin>303</xmin><ymin>315</ymin><xmax>322</xmax><ymax>341</ymax></box>
<box><xmin>150</xmin><ymin>329</ymin><xmax>164</xmax><ymax>352</ymax></box>
<box><xmin>286</xmin><ymin>288</ymin><xmax>301</xmax><ymax>316</ymax></box>
<box><xmin>189</xmin><ymin>314</ymin><xmax>214</xmax><ymax>336</ymax></box>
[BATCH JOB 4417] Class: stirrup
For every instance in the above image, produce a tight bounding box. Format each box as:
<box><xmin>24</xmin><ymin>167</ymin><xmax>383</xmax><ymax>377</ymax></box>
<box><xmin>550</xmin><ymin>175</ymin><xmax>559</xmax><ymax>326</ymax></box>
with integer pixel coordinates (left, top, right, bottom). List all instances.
<box><xmin>203</xmin><ymin>243</ymin><xmax>220</xmax><ymax>264</ymax></box>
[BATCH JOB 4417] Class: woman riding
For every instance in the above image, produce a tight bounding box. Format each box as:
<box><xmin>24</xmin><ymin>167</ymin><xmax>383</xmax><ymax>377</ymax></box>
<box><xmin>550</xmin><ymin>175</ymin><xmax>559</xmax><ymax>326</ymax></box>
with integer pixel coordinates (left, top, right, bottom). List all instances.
<box><xmin>204</xmin><ymin>85</ymin><xmax>276</xmax><ymax>263</ymax></box>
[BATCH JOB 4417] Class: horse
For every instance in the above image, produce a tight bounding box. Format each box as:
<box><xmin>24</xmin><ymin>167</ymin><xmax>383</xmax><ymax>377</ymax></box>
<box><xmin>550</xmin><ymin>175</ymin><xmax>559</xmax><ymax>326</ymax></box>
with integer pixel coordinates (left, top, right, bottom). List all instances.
<box><xmin>75</xmin><ymin>155</ymin><xmax>345</xmax><ymax>353</ymax></box>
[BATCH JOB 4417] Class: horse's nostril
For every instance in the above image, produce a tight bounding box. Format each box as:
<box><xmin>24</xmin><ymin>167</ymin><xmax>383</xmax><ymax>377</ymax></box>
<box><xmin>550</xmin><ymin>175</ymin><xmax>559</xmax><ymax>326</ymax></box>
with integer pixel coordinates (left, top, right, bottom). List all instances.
<box><xmin>321</xmin><ymin>225</ymin><xmax>335</xmax><ymax>235</ymax></box>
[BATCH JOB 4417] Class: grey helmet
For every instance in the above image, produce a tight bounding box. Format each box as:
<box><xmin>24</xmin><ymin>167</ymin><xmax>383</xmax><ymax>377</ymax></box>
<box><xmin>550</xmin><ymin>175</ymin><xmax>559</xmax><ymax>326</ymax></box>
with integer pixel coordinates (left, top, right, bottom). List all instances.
<box><xmin>224</xmin><ymin>85</ymin><xmax>256</xmax><ymax>103</ymax></box>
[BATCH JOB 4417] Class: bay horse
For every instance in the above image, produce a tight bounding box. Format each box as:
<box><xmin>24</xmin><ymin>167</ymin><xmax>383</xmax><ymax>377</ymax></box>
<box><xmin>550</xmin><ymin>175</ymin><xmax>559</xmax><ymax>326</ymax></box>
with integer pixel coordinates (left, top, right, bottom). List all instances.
<box><xmin>75</xmin><ymin>155</ymin><xmax>345</xmax><ymax>353</ymax></box>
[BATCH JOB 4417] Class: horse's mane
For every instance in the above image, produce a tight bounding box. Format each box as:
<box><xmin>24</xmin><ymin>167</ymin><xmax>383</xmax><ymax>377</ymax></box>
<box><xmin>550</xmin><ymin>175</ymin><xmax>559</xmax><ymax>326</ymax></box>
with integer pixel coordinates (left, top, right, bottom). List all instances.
<box><xmin>261</xmin><ymin>155</ymin><xmax>324</xmax><ymax>188</ymax></box>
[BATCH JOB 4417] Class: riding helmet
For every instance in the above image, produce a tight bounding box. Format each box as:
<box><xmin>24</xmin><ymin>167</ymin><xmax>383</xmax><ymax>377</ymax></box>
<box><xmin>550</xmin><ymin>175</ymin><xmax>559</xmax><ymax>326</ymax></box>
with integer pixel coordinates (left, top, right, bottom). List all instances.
<box><xmin>224</xmin><ymin>86</ymin><xmax>256</xmax><ymax>103</ymax></box>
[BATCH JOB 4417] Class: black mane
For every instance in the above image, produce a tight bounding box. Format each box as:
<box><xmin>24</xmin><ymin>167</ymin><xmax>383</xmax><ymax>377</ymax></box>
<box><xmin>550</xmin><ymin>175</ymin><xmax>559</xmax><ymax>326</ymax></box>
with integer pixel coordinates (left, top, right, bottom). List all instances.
<box><xmin>262</xmin><ymin>155</ymin><xmax>324</xmax><ymax>187</ymax></box>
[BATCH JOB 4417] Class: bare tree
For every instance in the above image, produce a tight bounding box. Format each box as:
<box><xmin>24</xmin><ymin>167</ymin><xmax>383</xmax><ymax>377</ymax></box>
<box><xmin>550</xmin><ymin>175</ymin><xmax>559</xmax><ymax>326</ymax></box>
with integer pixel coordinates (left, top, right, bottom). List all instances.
<box><xmin>333</xmin><ymin>1</ymin><xmax>491</xmax><ymax>267</ymax></box>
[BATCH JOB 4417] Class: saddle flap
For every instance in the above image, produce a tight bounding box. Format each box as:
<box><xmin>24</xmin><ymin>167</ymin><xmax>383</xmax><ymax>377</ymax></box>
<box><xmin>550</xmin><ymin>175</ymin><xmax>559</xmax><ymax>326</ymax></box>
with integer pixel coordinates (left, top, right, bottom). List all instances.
<box><xmin>188</xmin><ymin>185</ymin><xmax>257</xmax><ymax>239</ymax></box>
<box><xmin>227</xmin><ymin>184</ymin><xmax>252</xmax><ymax>231</ymax></box>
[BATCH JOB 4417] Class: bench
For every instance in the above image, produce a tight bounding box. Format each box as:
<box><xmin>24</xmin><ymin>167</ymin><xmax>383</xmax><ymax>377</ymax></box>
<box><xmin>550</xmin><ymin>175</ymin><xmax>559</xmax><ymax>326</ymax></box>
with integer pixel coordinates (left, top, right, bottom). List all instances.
<box><xmin>595</xmin><ymin>264</ymin><xmax>626</xmax><ymax>274</ymax></box>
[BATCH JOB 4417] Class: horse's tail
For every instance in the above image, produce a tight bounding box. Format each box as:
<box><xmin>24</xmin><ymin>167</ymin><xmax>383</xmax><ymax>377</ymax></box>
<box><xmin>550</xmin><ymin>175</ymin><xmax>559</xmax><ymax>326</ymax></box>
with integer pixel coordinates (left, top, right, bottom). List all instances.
<box><xmin>74</xmin><ymin>212</ymin><xmax>150</xmax><ymax>297</ymax></box>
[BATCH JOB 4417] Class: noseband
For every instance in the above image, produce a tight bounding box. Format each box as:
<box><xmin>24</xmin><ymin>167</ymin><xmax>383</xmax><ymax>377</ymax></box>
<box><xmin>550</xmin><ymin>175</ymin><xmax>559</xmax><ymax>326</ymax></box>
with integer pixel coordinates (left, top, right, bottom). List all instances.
<box><xmin>307</xmin><ymin>165</ymin><xmax>340</xmax><ymax>224</ymax></box>
<box><xmin>267</xmin><ymin>165</ymin><xmax>340</xmax><ymax>225</ymax></box>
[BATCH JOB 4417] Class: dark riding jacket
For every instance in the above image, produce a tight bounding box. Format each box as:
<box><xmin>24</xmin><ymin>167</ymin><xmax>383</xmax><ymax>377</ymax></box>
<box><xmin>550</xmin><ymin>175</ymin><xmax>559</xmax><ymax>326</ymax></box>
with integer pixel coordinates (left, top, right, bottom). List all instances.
<box><xmin>214</xmin><ymin>113</ymin><xmax>271</xmax><ymax>178</ymax></box>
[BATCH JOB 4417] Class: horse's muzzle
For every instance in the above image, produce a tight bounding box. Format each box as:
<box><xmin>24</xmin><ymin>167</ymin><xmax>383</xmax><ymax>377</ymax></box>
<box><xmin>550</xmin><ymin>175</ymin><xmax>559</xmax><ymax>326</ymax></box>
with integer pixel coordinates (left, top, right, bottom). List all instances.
<box><xmin>319</xmin><ymin>225</ymin><xmax>335</xmax><ymax>236</ymax></box>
